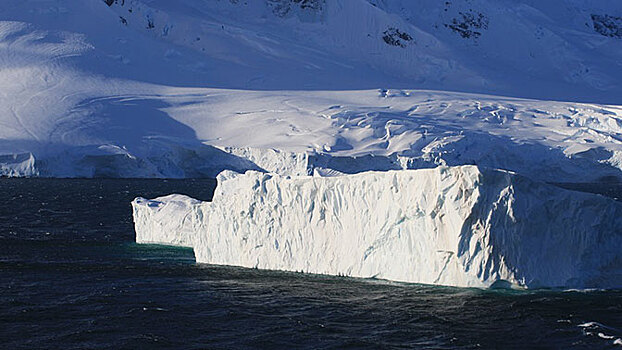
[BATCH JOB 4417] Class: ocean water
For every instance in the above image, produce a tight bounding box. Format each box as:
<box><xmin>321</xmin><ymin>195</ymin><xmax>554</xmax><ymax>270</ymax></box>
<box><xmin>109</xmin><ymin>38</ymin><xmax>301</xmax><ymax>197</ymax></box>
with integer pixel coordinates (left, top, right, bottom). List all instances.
<box><xmin>1</xmin><ymin>178</ymin><xmax>621</xmax><ymax>349</ymax></box>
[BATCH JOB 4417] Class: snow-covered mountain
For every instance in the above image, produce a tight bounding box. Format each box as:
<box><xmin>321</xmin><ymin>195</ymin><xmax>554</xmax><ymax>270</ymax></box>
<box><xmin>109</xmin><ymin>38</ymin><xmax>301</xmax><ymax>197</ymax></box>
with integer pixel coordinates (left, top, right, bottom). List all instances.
<box><xmin>99</xmin><ymin>0</ymin><xmax>622</xmax><ymax>100</ymax></box>
<box><xmin>1</xmin><ymin>0</ymin><xmax>622</xmax><ymax>180</ymax></box>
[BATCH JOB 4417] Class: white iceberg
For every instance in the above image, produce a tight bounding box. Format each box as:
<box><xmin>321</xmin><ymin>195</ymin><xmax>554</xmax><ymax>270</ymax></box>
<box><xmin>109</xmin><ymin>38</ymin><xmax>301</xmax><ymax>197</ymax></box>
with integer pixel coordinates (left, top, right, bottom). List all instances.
<box><xmin>0</xmin><ymin>153</ymin><xmax>37</xmax><ymax>177</ymax></box>
<box><xmin>133</xmin><ymin>166</ymin><xmax>622</xmax><ymax>289</ymax></box>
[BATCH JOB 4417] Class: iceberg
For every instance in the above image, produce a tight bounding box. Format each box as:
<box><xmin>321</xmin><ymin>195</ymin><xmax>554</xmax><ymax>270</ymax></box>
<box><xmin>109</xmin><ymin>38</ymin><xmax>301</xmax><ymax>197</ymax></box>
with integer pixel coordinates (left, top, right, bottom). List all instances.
<box><xmin>0</xmin><ymin>153</ymin><xmax>37</xmax><ymax>177</ymax></box>
<box><xmin>133</xmin><ymin>166</ymin><xmax>622</xmax><ymax>289</ymax></box>
<box><xmin>133</xmin><ymin>194</ymin><xmax>202</xmax><ymax>248</ymax></box>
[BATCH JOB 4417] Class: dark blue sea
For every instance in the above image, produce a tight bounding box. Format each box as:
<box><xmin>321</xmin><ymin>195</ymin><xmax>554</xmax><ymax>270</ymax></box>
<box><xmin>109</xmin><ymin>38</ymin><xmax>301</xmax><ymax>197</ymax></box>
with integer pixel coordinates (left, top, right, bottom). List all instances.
<box><xmin>1</xmin><ymin>178</ymin><xmax>621</xmax><ymax>349</ymax></box>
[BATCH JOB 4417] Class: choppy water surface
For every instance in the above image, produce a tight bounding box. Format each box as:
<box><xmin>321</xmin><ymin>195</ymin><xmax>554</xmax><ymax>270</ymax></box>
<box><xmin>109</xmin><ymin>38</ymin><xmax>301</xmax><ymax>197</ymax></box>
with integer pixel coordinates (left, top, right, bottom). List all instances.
<box><xmin>1</xmin><ymin>178</ymin><xmax>621</xmax><ymax>349</ymax></box>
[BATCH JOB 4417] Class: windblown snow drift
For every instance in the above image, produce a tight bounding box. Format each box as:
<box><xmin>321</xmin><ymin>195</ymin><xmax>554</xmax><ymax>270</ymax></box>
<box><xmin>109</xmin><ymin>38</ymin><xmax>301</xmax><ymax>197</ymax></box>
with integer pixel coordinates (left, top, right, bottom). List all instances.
<box><xmin>133</xmin><ymin>166</ymin><xmax>622</xmax><ymax>289</ymax></box>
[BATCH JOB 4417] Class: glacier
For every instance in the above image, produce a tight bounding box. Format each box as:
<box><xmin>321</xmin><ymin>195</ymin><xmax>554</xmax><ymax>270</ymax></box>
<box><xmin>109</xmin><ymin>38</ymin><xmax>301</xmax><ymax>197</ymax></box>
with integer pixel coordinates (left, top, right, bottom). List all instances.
<box><xmin>1</xmin><ymin>0</ymin><xmax>622</xmax><ymax>180</ymax></box>
<box><xmin>133</xmin><ymin>166</ymin><xmax>622</xmax><ymax>289</ymax></box>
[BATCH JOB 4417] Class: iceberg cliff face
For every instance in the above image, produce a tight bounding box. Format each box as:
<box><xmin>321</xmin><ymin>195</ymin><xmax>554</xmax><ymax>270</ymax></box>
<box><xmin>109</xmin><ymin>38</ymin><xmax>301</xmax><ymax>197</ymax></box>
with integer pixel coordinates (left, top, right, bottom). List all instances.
<box><xmin>133</xmin><ymin>194</ymin><xmax>201</xmax><ymax>248</ymax></box>
<box><xmin>133</xmin><ymin>166</ymin><xmax>622</xmax><ymax>289</ymax></box>
<box><xmin>0</xmin><ymin>153</ymin><xmax>37</xmax><ymax>177</ymax></box>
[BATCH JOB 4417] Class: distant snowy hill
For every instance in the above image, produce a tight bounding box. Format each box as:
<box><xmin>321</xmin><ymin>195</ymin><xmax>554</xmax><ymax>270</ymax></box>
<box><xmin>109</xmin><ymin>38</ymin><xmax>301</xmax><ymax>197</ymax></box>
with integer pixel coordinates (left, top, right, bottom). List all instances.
<box><xmin>1</xmin><ymin>0</ymin><xmax>622</xmax><ymax>180</ymax></box>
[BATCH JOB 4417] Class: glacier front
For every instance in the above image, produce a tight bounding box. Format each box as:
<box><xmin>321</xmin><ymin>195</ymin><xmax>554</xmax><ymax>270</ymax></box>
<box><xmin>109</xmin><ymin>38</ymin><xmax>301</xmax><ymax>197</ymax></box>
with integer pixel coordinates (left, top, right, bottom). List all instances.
<box><xmin>133</xmin><ymin>166</ymin><xmax>622</xmax><ymax>289</ymax></box>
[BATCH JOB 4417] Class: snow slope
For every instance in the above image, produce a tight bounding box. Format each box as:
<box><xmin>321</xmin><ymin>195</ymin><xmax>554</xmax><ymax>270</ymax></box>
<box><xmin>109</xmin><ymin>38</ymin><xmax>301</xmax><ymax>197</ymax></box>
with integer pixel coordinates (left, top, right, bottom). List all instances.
<box><xmin>104</xmin><ymin>0</ymin><xmax>622</xmax><ymax>101</ymax></box>
<box><xmin>1</xmin><ymin>0</ymin><xmax>622</xmax><ymax>180</ymax></box>
<box><xmin>133</xmin><ymin>166</ymin><xmax>622</xmax><ymax>289</ymax></box>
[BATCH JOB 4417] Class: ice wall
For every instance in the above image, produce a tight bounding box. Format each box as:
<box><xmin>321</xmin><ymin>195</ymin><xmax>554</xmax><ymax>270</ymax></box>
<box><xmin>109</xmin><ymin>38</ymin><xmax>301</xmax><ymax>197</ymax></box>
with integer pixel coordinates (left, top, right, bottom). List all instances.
<box><xmin>0</xmin><ymin>153</ymin><xmax>37</xmax><ymax>177</ymax></box>
<box><xmin>216</xmin><ymin>146</ymin><xmax>310</xmax><ymax>176</ymax></box>
<box><xmin>133</xmin><ymin>194</ymin><xmax>201</xmax><ymax>248</ymax></box>
<box><xmin>133</xmin><ymin>166</ymin><xmax>622</xmax><ymax>289</ymax></box>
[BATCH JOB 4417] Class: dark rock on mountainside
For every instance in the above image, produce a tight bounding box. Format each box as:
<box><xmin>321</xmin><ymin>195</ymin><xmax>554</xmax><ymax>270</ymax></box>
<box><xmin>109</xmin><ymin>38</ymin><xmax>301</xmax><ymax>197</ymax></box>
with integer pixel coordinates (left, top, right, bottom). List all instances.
<box><xmin>445</xmin><ymin>10</ymin><xmax>489</xmax><ymax>39</ymax></box>
<box><xmin>592</xmin><ymin>14</ymin><xmax>622</xmax><ymax>38</ymax></box>
<box><xmin>382</xmin><ymin>27</ymin><xmax>413</xmax><ymax>47</ymax></box>
<box><xmin>268</xmin><ymin>0</ymin><xmax>324</xmax><ymax>17</ymax></box>
<box><xmin>104</xmin><ymin>0</ymin><xmax>124</xmax><ymax>6</ymax></box>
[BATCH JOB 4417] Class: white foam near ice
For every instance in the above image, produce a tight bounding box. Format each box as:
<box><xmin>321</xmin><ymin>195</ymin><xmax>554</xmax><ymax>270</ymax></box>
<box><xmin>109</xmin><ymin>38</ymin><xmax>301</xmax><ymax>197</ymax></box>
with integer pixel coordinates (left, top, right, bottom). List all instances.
<box><xmin>133</xmin><ymin>165</ymin><xmax>622</xmax><ymax>289</ymax></box>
